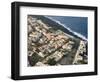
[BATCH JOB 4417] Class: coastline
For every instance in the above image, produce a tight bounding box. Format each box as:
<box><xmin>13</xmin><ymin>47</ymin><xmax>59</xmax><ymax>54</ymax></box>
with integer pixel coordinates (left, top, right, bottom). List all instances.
<box><xmin>45</xmin><ymin>16</ymin><xmax>87</xmax><ymax>41</ymax></box>
<box><xmin>28</xmin><ymin>15</ymin><xmax>88</xmax><ymax>66</ymax></box>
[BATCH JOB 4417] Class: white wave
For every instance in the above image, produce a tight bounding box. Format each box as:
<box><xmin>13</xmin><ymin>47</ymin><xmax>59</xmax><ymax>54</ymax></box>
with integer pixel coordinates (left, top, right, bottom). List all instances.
<box><xmin>45</xmin><ymin>16</ymin><xmax>87</xmax><ymax>41</ymax></box>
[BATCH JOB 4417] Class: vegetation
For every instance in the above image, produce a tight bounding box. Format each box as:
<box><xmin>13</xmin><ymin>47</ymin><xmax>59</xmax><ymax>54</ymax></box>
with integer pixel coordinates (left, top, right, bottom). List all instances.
<box><xmin>28</xmin><ymin>52</ymin><xmax>41</xmax><ymax>66</ymax></box>
<box><xmin>47</xmin><ymin>58</ymin><xmax>57</xmax><ymax>65</ymax></box>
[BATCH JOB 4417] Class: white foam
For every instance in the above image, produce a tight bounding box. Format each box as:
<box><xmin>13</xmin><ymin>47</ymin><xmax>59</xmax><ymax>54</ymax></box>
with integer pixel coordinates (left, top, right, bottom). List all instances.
<box><xmin>45</xmin><ymin>16</ymin><xmax>87</xmax><ymax>41</ymax></box>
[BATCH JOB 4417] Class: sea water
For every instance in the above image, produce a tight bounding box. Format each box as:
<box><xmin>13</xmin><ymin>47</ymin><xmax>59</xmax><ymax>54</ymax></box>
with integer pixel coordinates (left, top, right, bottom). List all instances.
<box><xmin>47</xmin><ymin>16</ymin><xmax>88</xmax><ymax>39</ymax></box>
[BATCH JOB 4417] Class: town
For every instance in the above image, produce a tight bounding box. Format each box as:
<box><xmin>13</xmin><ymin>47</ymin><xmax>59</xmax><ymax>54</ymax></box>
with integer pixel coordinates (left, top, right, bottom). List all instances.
<box><xmin>28</xmin><ymin>15</ymin><xmax>88</xmax><ymax>66</ymax></box>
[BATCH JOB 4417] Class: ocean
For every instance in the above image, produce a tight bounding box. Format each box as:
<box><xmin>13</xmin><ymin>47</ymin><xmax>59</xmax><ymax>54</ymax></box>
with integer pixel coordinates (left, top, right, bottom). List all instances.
<box><xmin>46</xmin><ymin>16</ymin><xmax>88</xmax><ymax>39</ymax></box>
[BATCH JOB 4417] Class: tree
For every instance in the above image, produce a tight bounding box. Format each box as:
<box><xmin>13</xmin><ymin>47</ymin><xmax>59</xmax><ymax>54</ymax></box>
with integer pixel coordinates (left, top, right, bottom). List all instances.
<box><xmin>47</xmin><ymin>58</ymin><xmax>57</xmax><ymax>65</ymax></box>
